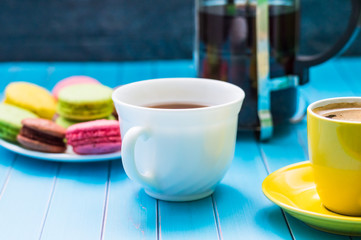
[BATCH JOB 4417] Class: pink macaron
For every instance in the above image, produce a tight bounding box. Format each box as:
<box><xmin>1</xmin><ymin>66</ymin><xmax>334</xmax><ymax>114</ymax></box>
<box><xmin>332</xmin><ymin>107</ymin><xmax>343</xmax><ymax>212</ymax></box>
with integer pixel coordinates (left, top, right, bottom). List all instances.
<box><xmin>66</xmin><ymin>119</ymin><xmax>121</xmax><ymax>155</ymax></box>
<box><xmin>52</xmin><ymin>76</ymin><xmax>100</xmax><ymax>100</ymax></box>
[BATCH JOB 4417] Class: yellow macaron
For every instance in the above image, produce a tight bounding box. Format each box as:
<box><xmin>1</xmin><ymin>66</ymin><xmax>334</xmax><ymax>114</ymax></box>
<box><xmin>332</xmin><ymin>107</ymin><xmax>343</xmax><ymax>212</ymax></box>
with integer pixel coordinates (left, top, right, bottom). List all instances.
<box><xmin>4</xmin><ymin>82</ymin><xmax>56</xmax><ymax>119</ymax></box>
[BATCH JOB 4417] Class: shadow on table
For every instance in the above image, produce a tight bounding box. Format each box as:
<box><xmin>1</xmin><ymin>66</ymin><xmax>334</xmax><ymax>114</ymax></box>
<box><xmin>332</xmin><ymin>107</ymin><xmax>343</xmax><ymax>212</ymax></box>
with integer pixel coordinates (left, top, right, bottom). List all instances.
<box><xmin>9</xmin><ymin>154</ymin><xmax>122</xmax><ymax>186</ymax></box>
<box><xmin>212</xmin><ymin>184</ymin><xmax>250</xmax><ymax>221</ymax></box>
<box><xmin>255</xmin><ymin>206</ymin><xmax>293</xmax><ymax>237</ymax></box>
<box><xmin>272</xmin><ymin>120</ymin><xmax>305</xmax><ymax>140</ymax></box>
<box><xmin>214</xmin><ymin>184</ymin><xmax>294</xmax><ymax>239</ymax></box>
<box><xmin>257</xmin><ymin>207</ymin><xmax>349</xmax><ymax>239</ymax></box>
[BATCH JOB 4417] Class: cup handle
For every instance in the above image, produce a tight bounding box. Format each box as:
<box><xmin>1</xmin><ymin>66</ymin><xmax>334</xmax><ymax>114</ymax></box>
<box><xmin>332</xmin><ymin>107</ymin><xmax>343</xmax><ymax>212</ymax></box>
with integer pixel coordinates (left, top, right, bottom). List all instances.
<box><xmin>295</xmin><ymin>0</ymin><xmax>361</xmax><ymax>85</ymax></box>
<box><xmin>121</xmin><ymin>126</ymin><xmax>155</xmax><ymax>188</ymax></box>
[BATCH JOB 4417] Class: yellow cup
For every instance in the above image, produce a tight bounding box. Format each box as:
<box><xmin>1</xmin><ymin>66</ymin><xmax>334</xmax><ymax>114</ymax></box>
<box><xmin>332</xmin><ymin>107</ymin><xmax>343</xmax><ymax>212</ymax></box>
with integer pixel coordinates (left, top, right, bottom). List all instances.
<box><xmin>308</xmin><ymin>97</ymin><xmax>361</xmax><ymax>216</ymax></box>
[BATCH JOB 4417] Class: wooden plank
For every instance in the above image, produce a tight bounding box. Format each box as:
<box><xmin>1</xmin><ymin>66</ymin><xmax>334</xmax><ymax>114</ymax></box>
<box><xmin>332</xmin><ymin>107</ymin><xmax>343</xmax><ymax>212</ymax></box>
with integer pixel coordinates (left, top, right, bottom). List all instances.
<box><xmin>79</xmin><ymin>60</ymin><xmax>194</xmax><ymax>87</ymax></box>
<box><xmin>261</xmin><ymin>122</ymin><xmax>308</xmax><ymax>173</ymax></box>
<box><xmin>334</xmin><ymin>57</ymin><xmax>361</xmax><ymax>95</ymax></box>
<box><xmin>9</xmin><ymin>63</ymin><xmax>50</xmax><ymax>86</ymax></box>
<box><xmin>0</xmin><ymin>156</ymin><xmax>59</xmax><ymax>240</ymax></box>
<box><xmin>215</xmin><ymin>133</ymin><xmax>292</xmax><ymax>240</ymax></box>
<box><xmin>0</xmin><ymin>63</ymin><xmax>17</xmax><ymax>186</ymax></box>
<box><xmin>158</xmin><ymin>197</ymin><xmax>218</xmax><ymax>240</ymax></box>
<box><xmin>153</xmin><ymin>60</ymin><xmax>196</xmax><ymax>78</ymax></box>
<box><xmin>40</xmin><ymin>162</ymin><xmax>109</xmax><ymax>240</ymax></box>
<box><xmin>0</xmin><ymin>63</ymin><xmax>13</xmax><ymax>99</ymax></box>
<box><xmin>101</xmin><ymin>160</ymin><xmax>157</xmax><ymax>240</ymax></box>
<box><xmin>47</xmin><ymin>62</ymin><xmax>86</xmax><ymax>91</ymax></box>
<box><xmin>0</xmin><ymin>62</ymin><xmax>50</xmax><ymax>99</ymax></box>
<box><xmin>119</xmin><ymin>61</ymin><xmax>154</xmax><ymax>84</ymax></box>
<box><xmin>84</xmin><ymin>62</ymin><xmax>121</xmax><ymax>88</ymax></box>
<box><xmin>0</xmin><ymin>148</ymin><xmax>16</xmax><ymax>190</ymax></box>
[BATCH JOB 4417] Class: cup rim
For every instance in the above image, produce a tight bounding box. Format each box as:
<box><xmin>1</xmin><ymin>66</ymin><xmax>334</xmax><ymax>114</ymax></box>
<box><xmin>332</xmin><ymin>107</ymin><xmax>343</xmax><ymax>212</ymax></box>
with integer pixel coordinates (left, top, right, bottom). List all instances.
<box><xmin>112</xmin><ymin>77</ymin><xmax>245</xmax><ymax>113</ymax></box>
<box><xmin>307</xmin><ymin>96</ymin><xmax>361</xmax><ymax>124</ymax></box>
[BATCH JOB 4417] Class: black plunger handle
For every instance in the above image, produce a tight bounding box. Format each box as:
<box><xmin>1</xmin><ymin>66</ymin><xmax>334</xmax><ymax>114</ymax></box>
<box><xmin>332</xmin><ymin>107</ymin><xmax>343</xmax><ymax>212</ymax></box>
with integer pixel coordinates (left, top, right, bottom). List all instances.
<box><xmin>295</xmin><ymin>0</ymin><xmax>361</xmax><ymax>85</ymax></box>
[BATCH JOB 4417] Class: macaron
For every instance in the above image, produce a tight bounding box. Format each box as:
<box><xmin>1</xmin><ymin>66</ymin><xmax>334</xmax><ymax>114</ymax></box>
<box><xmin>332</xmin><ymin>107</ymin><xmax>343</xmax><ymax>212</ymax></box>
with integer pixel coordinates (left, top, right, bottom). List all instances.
<box><xmin>4</xmin><ymin>82</ymin><xmax>56</xmax><ymax>119</ymax></box>
<box><xmin>66</xmin><ymin>119</ymin><xmax>121</xmax><ymax>155</ymax></box>
<box><xmin>0</xmin><ymin>103</ymin><xmax>38</xmax><ymax>142</ymax></box>
<box><xmin>52</xmin><ymin>76</ymin><xmax>100</xmax><ymax>100</ymax></box>
<box><xmin>57</xmin><ymin>84</ymin><xmax>114</xmax><ymax>121</ymax></box>
<box><xmin>55</xmin><ymin>115</ymin><xmax>116</xmax><ymax>128</ymax></box>
<box><xmin>17</xmin><ymin>118</ymin><xmax>66</xmax><ymax>153</ymax></box>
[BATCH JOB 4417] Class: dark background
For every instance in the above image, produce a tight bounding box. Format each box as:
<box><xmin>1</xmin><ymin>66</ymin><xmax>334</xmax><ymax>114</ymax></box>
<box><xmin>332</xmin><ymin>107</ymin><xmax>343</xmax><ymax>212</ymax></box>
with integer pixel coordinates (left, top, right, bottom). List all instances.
<box><xmin>0</xmin><ymin>0</ymin><xmax>358</xmax><ymax>61</ymax></box>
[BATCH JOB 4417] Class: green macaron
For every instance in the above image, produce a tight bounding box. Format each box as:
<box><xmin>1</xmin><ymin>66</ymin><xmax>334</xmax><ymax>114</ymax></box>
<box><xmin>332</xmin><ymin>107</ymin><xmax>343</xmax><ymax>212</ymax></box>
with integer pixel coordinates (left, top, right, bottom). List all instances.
<box><xmin>55</xmin><ymin>115</ymin><xmax>116</xmax><ymax>128</ymax></box>
<box><xmin>57</xmin><ymin>84</ymin><xmax>114</xmax><ymax>121</ymax></box>
<box><xmin>0</xmin><ymin>103</ymin><xmax>38</xmax><ymax>142</ymax></box>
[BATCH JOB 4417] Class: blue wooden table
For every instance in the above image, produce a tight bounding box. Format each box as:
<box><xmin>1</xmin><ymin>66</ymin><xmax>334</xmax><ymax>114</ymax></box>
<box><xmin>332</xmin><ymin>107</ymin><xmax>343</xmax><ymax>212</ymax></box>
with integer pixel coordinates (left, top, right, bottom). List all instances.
<box><xmin>0</xmin><ymin>58</ymin><xmax>360</xmax><ymax>240</ymax></box>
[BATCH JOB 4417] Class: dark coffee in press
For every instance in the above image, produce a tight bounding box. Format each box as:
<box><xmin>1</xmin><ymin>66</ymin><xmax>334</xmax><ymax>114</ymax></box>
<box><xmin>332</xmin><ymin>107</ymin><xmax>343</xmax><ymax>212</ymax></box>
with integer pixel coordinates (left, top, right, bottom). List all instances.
<box><xmin>196</xmin><ymin>3</ymin><xmax>299</xmax><ymax>129</ymax></box>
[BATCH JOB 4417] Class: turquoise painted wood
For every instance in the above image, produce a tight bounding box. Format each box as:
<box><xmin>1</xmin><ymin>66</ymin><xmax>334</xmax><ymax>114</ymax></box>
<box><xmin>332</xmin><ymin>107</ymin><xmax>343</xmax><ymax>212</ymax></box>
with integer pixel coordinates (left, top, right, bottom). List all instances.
<box><xmin>336</xmin><ymin>57</ymin><xmax>361</xmax><ymax>95</ymax></box>
<box><xmin>102</xmin><ymin>160</ymin><xmax>157</xmax><ymax>240</ymax></box>
<box><xmin>0</xmin><ymin>148</ymin><xmax>16</xmax><ymax>189</ymax></box>
<box><xmin>215</xmin><ymin>133</ymin><xmax>292</xmax><ymax>240</ymax></box>
<box><xmin>0</xmin><ymin>59</ymin><xmax>360</xmax><ymax>239</ymax></box>
<box><xmin>119</xmin><ymin>61</ymin><xmax>154</xmax><ymax>84</ymax></box>
<box><xmin>47</xmin><ymin>62</ymin><xmax>87</xmax><ymax>90</ymax></box>
<box><xmin>0</xmin><ymin>63</ymin><xmax>13</xmax><ymax>99</ymax></box>
<box><xmin>0</xmin><ymin>156</ymin><xmax>59</xmax><ymax>240</ymax></box>
<box><xmin>8</xmin><ymin>63</ymin><xmax>50</xmax><ymax>86</ymax></box>
<box><xmin>40</xmin><ymin>162</ymin><xmax>109</xmax><ymax>240</ymax></box>
<box><xmin>158</xmin><ymin>198</ymin><xmax>219</xmax><ymax>240</ymax></box>
<box><xmin>83</xmin><ymin>62</ymin><xmax>121</xmax><ymax>88</ymax></box>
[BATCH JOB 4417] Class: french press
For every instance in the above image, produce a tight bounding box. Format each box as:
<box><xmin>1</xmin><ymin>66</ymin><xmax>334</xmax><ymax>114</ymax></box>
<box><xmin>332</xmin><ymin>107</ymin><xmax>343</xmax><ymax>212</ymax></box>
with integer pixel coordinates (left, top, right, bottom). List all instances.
<box><xmin>194</xmin><ymin>0</ymin><xmax>361</xmax><ymax>140</ymax></box>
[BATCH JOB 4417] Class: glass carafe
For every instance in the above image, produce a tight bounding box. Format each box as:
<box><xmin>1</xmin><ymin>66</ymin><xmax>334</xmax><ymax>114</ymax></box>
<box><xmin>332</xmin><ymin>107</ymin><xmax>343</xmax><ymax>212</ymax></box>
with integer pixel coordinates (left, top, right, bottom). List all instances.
<box><xmin>194</xmin><ymin>0</ymin><xmax>361</xmax><ymax>137</ymax></box>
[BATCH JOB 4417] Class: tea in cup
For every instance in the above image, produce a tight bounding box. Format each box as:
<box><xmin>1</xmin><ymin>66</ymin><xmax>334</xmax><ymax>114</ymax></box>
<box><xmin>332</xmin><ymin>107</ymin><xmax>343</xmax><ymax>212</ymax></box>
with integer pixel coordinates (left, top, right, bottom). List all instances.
<box><xmin>112</xmin><ymin>78</ymin><xmax>245</xmax><ymax>201</ymax></box>
<box><xmin>308</xmin><ymin>97</ymin><xmax>361</xmax><ymax>216</ymax></box>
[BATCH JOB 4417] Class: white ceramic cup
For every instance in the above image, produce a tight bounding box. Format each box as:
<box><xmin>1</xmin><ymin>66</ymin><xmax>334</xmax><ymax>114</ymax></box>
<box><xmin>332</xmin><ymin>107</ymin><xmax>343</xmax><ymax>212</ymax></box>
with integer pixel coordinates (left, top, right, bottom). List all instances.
<box><xmin>112</xmin><ymin>78</ymin><xmax>245</xmax><ymax>201</ymax></box>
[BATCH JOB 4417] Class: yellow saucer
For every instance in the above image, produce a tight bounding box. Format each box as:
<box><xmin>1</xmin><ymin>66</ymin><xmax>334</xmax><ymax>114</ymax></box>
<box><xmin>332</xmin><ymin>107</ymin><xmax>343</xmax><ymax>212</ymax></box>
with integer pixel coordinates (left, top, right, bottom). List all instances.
<box><xmin>262</xmin><ymin>161</ymin><xmax>361</xmax><ymax>236</ymax></box>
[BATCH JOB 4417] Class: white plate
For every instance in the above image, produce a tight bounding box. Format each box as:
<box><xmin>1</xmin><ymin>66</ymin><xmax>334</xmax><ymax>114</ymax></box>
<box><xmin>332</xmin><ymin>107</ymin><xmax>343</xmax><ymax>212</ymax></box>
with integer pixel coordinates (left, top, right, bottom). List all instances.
<box><xmin>0</xmin><ymin>139</ymin><xmax>122</xmax><ymax>162</ymax></box>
